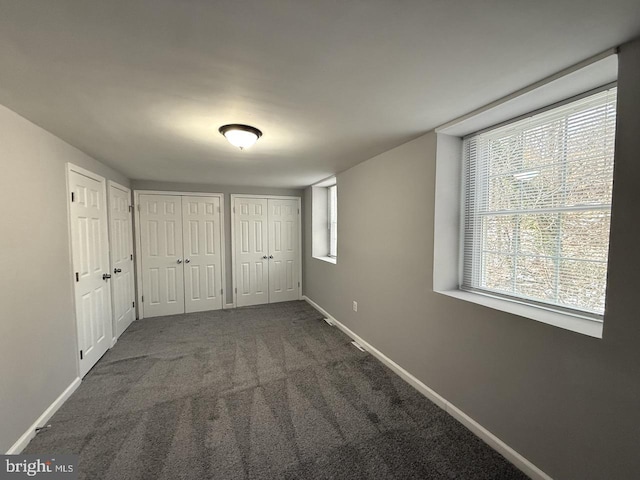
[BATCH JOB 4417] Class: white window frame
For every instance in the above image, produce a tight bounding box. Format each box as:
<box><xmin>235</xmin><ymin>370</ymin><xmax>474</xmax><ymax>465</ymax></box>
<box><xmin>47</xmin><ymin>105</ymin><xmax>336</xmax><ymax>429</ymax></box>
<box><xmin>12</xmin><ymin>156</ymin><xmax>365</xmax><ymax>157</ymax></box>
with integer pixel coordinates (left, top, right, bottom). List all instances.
<box><xmin>327</xmin><ymin>184</ymin><xmax>337</xmax><ymax>258</ymax></box>
<box><xmin>433</xmin><ymin>50</ymin><xmax>618</xmax><ymax>339</ymax></box>
<box><xmin>312</xmin><ymin>177</ymin><xmax>337</xmax><ymax>264</ymax></box>
<box><xmin>462</xmin><ymin>88</ymin><xmax>616</xmax><ymax>319</ymax></box>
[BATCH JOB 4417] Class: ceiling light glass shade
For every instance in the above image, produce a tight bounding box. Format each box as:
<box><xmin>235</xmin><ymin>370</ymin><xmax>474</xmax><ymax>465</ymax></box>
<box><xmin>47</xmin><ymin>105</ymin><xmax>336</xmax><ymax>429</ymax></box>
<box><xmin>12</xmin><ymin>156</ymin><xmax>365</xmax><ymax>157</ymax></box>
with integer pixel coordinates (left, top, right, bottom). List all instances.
<box><xmin>219</xmin><ymin>124</ymin><xmax>262</xmax><ymax>150</ymax></box>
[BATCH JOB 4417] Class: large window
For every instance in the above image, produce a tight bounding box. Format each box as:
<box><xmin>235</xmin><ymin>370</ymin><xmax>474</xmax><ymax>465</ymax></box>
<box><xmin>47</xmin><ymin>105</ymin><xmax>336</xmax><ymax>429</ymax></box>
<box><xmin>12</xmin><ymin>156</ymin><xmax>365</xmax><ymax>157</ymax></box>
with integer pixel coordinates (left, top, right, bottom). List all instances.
<box><xmin>328</xmin><ymin>184</ymin><xmax>337</xmax><ymax>257</ymax></box>
<box><xmin>462</xmin><ymin>88</ymin><xmax>617</xmax><ymax>318</ymax></box>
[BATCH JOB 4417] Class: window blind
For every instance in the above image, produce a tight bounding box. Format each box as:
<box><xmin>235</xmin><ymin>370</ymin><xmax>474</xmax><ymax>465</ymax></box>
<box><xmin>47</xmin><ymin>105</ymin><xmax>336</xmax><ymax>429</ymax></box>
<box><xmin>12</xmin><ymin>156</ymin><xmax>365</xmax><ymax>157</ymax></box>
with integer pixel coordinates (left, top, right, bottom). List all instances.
<box><xmin>462</xmin><ymin>88</ymin><xmax>617</xmax><ymax>318</ymax></box>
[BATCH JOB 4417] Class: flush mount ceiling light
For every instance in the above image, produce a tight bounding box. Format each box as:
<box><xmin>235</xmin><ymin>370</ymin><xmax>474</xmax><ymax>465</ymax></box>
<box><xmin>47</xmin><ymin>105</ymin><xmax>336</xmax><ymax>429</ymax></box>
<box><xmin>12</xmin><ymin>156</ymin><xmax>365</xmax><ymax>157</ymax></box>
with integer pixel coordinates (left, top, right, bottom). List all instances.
<box><xmin>218</xmin><ymin>124</ymin><xmax>262</xmax><ymax>150</ymax></box>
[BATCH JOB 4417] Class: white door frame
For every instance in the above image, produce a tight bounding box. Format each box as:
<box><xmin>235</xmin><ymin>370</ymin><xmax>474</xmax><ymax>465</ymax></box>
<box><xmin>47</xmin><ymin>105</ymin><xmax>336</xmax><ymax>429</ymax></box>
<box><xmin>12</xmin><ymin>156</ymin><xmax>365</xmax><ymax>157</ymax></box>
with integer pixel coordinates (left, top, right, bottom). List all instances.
<box><xmin>133</xmin><ymin>190</ymin><xmax>226</xmax><ymax>319</ymax></box>
<box><xmin>107</xmin><ymin>180</ymin><xmax>135</xmax><ymax>344</ymax></box>
<box><xmin>230</xmin><ymin>194</ymin><xmax>302</xmax><ymax>308</ymax></box>
<box><xmin>66</xmin><ymin>163</ymin><xmax>113</xmax><ymax>378</ymax></box>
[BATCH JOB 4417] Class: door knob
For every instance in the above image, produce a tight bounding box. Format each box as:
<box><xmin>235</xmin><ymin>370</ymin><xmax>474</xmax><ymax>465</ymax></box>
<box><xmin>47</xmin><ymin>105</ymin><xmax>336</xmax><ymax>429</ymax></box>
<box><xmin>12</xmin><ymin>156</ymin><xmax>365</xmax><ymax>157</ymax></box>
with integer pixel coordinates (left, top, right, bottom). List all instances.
<box><xmin>177</xmin><ymin>259</ymin><xmax>182</xmax><ymax>264</ymax></box>
<box><xmin>262</xmin><ymin>255</ymin><xmax>268</xmax><ymax>259</ymax></box>
<box><xmin>185</xmin><ymin>259</ymin><xmax>191</xmax><ymax>264</ymax></box>
<box><xmin>269</xmin><ymin>255</ymin><xmax>274</xmax><ymax>259</ymax></box>
<box><xmin>102</xmin><ymin>273</ymin><xmax>112</xmax><ymax>281</ymax></box>
<box><xmin>114</xmin><ymin>268</ymin><xmax>122</xmax><ymax>274</ymax></box>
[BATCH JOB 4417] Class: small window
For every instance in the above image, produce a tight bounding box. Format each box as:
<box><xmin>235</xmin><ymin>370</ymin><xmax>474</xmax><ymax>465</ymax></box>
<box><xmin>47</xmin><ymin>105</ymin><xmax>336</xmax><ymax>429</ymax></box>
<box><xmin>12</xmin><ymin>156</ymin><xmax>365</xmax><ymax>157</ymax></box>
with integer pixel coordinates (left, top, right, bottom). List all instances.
<box><xmin>462</xmin><ymin>88</ymin><xmax>617</xmax><ymax>319</ymax></box>
<box><xmin>311</xmin><ymin>178</ymin><xmax>337</xmax><ymax>264</ymax></box>
<box><xmin>328</xmin><ymin>185</ymin><xmax>337</xmax><ymax>258</ymax></box>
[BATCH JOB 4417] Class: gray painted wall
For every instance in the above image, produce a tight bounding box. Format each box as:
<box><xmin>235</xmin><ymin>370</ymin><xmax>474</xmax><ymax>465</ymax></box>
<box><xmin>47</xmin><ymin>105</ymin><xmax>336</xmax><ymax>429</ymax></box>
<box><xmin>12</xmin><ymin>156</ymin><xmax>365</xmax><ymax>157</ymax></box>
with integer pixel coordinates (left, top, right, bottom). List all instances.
<box><xmin>0</xmin><ymin>105</ymin><xmax>129</xmax><ymax>453</ymax></box>
<box><xmin>303</xmin><ymin>37</ymin><xmax>640</xmax><ymax>480</ymax></box>
<box><xmin>131</xmin><ymin>180</ymin><xmax>304</xmax><ymax>305</ymax></box>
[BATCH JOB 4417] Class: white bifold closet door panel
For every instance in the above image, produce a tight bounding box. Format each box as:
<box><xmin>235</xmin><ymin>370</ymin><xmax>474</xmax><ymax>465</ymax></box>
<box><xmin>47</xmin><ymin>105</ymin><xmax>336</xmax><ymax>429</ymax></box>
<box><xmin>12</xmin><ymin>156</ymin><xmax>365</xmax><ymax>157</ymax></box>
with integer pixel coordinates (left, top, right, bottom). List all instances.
<box><xmin>233</xmin><ymin>196</ymin><xmax>300</xmax><ymax>307</ymax></box>
<box><xmin>182</xmin><ymin>196</ymin><xmax>223</xmax><ymax>313</ymax></box>
<box><xmin>234</xmin><ymin>198</ymin><xmax>269</xmax><ymax>307</ymax></box>
<box><xmin>108</xmin><ymin>183</ymin><xmax>135</xmax><ymax>339</ymax></box>
<box><xmin>68</xmin><ymin>169</ymin><xmax>113</xmax><ymax>378</ymax></box>
<box><xmin>139</xmin><ymin>195</ymin><xmax>184</xmax><ymax>317</ymax></box>
<box><xmin>268</xmin><ymin>199</ymin><xmax>299</xmax><ymax>303</ymax></box>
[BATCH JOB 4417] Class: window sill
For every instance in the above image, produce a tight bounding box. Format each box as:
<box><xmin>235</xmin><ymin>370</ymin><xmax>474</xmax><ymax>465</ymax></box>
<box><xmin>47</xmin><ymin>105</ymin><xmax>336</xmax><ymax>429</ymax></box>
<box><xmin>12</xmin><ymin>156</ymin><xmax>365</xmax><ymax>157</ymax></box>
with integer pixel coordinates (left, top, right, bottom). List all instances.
<box><xmin>313</xmin><ymin>256</ymin><xmax>337</xmax><ymax>265</ymax></box>
<box><xmin>435</xmin><ymin>289</ymin><xmax>603</xmax><ymax>339</ymax></box>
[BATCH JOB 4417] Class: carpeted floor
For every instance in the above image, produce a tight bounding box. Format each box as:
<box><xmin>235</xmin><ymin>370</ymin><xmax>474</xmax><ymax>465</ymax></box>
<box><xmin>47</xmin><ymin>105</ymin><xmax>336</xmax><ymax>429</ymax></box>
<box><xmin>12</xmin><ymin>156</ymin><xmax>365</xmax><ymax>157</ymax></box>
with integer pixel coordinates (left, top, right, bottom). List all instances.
<box><xmin>25</xmin><ymin>301</ymin><xmax>527</xmax><ymax>479</ymax></box>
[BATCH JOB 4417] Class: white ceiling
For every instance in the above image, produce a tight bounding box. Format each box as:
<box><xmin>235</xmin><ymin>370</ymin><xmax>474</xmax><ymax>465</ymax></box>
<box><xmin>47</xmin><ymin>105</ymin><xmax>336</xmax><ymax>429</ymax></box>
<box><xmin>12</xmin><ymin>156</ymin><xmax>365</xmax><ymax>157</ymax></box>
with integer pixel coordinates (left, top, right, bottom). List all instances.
<box><xmin>0</xmin><ymin>0</ymin><xmax>638</xmax><ymax>188</ymax></box>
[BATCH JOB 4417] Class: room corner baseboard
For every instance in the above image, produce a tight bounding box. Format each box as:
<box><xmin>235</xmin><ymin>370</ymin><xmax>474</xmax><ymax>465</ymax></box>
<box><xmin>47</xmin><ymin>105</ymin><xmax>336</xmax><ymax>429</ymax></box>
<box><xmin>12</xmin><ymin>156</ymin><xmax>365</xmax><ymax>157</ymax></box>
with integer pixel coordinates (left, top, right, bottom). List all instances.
<box><xmin>6</xmin><ymin>377</ymin><xmax>81</xmax><ymax>455</ymax></box>
<box><xmin>302</xmin><ymin>295</ymin><xmax>552</xmax><ymax>480</ymax></box>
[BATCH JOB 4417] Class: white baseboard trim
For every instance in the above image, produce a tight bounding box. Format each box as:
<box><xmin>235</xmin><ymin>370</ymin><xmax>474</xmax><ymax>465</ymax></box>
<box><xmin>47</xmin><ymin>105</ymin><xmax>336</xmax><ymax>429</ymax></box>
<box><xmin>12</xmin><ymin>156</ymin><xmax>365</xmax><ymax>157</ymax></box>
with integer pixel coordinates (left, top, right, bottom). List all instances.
<box><xmin>224</xmin><ymin>303</ymin><xmax>235</xmax><ymax>310</ymax></box>
<box><xmin>302</xmin><ymin>295</ymin><xmax>552</xmax><ymax>480</ymax></box>
<box><xmin>6</xmin><ymin>377</ymin><xmax>81</xmax><ymax>454</ymax></box>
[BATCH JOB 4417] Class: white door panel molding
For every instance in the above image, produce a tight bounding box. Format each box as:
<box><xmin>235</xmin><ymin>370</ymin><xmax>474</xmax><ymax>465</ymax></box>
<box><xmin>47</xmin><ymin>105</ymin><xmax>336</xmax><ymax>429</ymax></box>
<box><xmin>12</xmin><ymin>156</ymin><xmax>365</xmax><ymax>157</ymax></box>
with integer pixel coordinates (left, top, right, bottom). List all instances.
<box><xmin>138</xmin><ymin>194</ymin><xmax>185</xmax><ymax>317</ymax></box>
<box><xmin>268</xmin><ymin>198</ymin><xmax>299</xmax><ymax>303</ymax></box>
<box><xmin>134</xmin><ymin>191</ymin><xmax>226</xmax><ymax>319</ymax></box>
<box><xmin>108</xmin><ymin>181</ymin><xmax>135</xmax><ymax>339</ymax></box>
<box><xmin>182</xmin><ymin>196</ymin><xmax>223</xmax><ymax>313</ymax></box>
<box><xmin>233</xmin><ymin>197</ymin><xmax>269</xmax><ymax>307</ymax></box>
<box><xmin>67</xmin><ymin>164</ymin><xmax>113</xmax><ymax>378</ymax></box>
<box><xmin>231</xmin><ymin>195</ymin><xmax>301</xmax><ymax>307</ymax></box>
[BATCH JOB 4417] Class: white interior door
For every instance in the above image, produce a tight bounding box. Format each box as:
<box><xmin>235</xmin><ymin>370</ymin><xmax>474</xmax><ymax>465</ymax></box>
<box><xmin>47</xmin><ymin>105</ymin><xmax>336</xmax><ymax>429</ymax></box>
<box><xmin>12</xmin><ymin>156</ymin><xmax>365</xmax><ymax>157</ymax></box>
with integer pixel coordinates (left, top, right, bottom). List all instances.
<box><xmin>182</xmin><ymin>196</ymin><xmax>223</xmax><ymax>313</ymax></box>
<box><xmin>268</xmin><ymin>199</ymin><xmax>300</xmax><ymax>303</ymax></box>
<box><xmin>108</xmin><ymin>182</ymin><xmax>135</xmax><ymax>339</ymax></box>
<box><xmin>68</xmin><ymin>167</ymin><xmax>113</xmax><ymax>378</ymax></box>
<box><xmin>234</xmin><ymin>197</ymin><xmax>269</xmax><ymax>307</ymax></box>
<box><xmin>139</xmin><ymin>194</ymin><xmax>184</xmax><ymax>317</ymax></box>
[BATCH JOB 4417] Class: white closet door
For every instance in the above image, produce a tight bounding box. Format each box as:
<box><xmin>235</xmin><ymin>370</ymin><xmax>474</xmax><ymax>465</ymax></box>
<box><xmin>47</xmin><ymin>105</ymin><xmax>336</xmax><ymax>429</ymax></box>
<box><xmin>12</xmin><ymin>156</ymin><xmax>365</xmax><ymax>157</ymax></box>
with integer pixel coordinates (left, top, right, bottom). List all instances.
<box><xmin>234</xmin><ymin>197</ymin><xmax>269</xmax><ymax>307</ymax></box>
<box><xmin>139</xmin><ymin>195</ymin><xmax>184</xmax><ymax>317</ymax></box>
<box><xmin>182</xmin><ymin>196</ymin><xmax>223</xmax><ymax>313</ymax></box>
<box><xmin>109</xmin><ymin>183</ymin><xmax>135</xmax><ymax>339</ymax></box>
<box><xmin>68</xmin><ymin>168</ymin><xmax>113</xmax><ymax>378</ymax></box>
<box><xmin>268</xmin><ymin>199</ymin><xmax>300</xmax><ymax>303</ymax></box>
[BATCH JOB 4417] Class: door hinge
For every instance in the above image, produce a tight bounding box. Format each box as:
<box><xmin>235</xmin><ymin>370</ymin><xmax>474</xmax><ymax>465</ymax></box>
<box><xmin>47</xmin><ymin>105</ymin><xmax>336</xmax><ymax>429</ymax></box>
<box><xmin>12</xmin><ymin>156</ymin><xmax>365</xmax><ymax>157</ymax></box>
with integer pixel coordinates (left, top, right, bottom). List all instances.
<box><xmin>142</xmin><ymin>295</ymin><xmax>144</xmax><ymax>302</ymax></box>
<box><xmin>79</xmin><ymin>350</ymin><xmax>83</xmax><ymax>360</ymax></box>
<box><xmin>71</xmin><ymin>192</ymin><xmax>75</xmax><ymax>202</ymax></box>
<box><xmin>132</xmin><ymin>301</ymin><xmax>135</xmax><ymax>308</ymax></box>
<box><xmin>75</xmin><ymin>272</ymin><xmax>79</xmax><ymax>282</ymax></box>
<box><xmin>235</xmin><ymin>288</ymin><xmax>237</xmax><ymax>294</ymax></box>
<box><xmin>298</xmin><ymin>281</ymin><xmax>300</xmax><ymax>287</ymax></box>
<box><xmin>221</xmin><ymin>289</ymin><xmax>223</xmax><ymax>295</ymax></box>
<box><xmin>129</xmin><ymin>205</ymin><xmax>132</xmax><ymax>213</ymax></box>
<box><xmin>130</xmin><ymin>254</ymin><xmax>133</xmax><ymax>260</ymax></box>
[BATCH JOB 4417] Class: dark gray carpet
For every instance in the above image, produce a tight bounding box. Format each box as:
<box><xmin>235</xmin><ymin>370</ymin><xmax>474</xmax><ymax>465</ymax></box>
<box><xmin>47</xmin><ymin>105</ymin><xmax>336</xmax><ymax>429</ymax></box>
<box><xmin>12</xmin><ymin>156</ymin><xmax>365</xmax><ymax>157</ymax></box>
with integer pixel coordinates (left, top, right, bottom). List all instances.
<box><xmin>25</xmin><ymin>301</ymin><xmax>527</xmax><ymax>480</ymax></box>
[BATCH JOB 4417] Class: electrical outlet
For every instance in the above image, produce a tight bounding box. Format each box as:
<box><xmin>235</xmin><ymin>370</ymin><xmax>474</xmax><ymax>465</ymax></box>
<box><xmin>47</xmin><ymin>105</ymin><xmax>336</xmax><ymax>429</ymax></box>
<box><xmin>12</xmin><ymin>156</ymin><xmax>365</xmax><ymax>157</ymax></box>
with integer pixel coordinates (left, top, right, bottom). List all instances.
<box><xmin>352</xmin><ymin>301</ymin><xmax>358</xmax><ymax>312</ymax></box>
